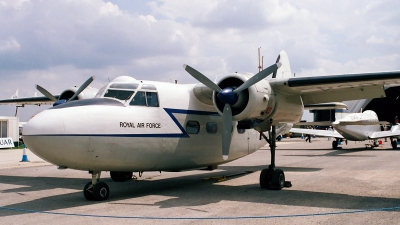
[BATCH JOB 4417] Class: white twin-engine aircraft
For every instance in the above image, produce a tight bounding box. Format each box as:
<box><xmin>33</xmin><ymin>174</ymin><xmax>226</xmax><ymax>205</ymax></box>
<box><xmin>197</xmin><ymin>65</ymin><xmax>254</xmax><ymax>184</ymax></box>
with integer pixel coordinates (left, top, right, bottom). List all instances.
<box><xmin>290</xmin><ymin>110</ymin><xmax>400</xmax><ymax>149</ymax></box>
<box><xmin>4</xmin><ymin>51</ymin><xmax>400</xmax><ymax>201</ymax></box>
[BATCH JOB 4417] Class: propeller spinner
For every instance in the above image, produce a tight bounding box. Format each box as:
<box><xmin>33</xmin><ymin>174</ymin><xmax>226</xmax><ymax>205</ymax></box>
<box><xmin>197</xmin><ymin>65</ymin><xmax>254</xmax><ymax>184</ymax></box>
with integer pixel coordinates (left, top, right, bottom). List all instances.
<box><xmin>183</xmin><ymin>62</ymin><xmax>281</xmax><ymax>160</ymax></box>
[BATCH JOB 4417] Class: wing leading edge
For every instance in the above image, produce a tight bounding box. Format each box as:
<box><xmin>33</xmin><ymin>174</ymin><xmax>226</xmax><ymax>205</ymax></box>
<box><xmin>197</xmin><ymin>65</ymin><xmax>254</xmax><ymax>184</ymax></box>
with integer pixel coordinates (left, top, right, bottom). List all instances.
<box><xmin>0</xmin><ymin>95</ymin><xmax>60</xmax><ymax>105</ymax></box>
<box><xmin>270</xmin><ymin>71</ymin><xmax>400</xmax><ymax>105</ymax></box>
<box><xmin>289</xmin><ymin>128</ymin><xmax>344</xmax><ymax>139</ymax></box>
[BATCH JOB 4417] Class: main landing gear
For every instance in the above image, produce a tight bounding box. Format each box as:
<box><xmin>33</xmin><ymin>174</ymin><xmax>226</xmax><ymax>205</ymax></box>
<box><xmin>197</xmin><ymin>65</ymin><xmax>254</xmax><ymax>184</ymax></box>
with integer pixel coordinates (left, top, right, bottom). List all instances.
<box><xmin>260</xmin><ymin>125</ymin><xmax>291</xmax><ymax>190</ymax></box>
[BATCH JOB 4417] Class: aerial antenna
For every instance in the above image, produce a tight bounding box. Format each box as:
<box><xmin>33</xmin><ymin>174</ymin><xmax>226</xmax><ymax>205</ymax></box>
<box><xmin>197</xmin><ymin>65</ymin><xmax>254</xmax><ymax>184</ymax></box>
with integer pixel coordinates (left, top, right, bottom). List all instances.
<box><xmin>258</xmin><ymin>47</ymin><xmax>262</xmax><ymax>72</ymax></box>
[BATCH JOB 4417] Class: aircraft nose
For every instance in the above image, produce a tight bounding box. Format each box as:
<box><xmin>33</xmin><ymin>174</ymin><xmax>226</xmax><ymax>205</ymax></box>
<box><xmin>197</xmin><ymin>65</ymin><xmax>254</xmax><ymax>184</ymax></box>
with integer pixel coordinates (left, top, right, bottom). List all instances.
<box><xmin>23</xmin><ymin>107</ymin><xmax>90</xmax><ymax>167</ymax></box>
<box><xmin>23</xmin><ymin>109</ymin><xmax>65</xmax><ymax>136</ymax></box>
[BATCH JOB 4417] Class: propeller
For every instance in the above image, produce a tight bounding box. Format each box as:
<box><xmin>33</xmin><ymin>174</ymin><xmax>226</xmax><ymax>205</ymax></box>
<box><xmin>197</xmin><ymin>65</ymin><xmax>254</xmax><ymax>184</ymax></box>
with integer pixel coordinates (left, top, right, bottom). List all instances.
<box><xmin>183</xmin><ymin>62</ymin><xmax>281</xmax><ymax>160</ymax></box>
<box><xmin>35</xmin><ymin>84</ymin><xmax>58</xmax><ymax>102</ymax></box>
<box><xmin>35</xmin><ymin>76</ymin><xmax>95</xmax><ymax>104</ymax></box>
<box><xmin>68</xmin><ymin>76</ymin><xmax>95</xmax><ymax>101</ymax></box>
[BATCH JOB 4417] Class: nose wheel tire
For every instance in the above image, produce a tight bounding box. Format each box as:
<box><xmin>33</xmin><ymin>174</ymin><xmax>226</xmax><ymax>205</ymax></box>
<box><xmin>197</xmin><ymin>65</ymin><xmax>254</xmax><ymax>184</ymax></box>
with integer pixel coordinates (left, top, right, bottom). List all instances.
<box><xmin>83</xmin><ymin>182</ymin><xmax>94</xmax><ymax>200</ymax></box>
<box><xmin>83</xmin><ymin>181</ymin><xmax>110</xmax><ymax>201</ymax></box>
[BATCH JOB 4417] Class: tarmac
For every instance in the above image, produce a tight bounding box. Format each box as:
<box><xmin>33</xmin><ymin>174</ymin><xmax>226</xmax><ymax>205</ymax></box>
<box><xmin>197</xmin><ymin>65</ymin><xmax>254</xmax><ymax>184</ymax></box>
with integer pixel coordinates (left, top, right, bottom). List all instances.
<box><xmin>0</xmin><ymin>138</ymin><xmax>399</xmax><ymax>224</ymax></box>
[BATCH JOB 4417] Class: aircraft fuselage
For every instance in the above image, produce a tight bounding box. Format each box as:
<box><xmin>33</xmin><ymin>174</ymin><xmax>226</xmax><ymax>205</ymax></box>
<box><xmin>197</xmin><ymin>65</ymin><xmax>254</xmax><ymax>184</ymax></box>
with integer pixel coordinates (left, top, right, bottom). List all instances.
<box><xmin>23</xmin><ymin>80</ymin><xmax>268</xmax><ymax>172</ymax></box>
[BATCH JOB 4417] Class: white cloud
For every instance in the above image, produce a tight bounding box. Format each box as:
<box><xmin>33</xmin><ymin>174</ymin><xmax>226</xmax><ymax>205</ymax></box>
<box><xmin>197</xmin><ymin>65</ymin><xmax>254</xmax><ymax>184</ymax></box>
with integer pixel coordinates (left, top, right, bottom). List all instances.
<box><xmin>0</xmin><ymin>37</ymin><xmax>20</xmax><ymax>52</ymax></box>
<box><xmin>1</xmin><ymin>0</ymin><xmax>400</xmax><ymax>121</ymax></box>
<box><xmin>366</xmin><ymin>35</ymin><xmax>385</xmax><ymax>44</ymax></box>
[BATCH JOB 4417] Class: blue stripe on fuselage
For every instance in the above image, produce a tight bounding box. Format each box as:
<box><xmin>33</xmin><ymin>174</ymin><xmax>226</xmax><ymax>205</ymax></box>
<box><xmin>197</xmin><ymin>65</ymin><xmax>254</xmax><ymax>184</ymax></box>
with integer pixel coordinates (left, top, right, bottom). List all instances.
<box><xmin>25</xmin><ymin>108</ymin><xmax>220</xmax><ymax>138</ymax></box>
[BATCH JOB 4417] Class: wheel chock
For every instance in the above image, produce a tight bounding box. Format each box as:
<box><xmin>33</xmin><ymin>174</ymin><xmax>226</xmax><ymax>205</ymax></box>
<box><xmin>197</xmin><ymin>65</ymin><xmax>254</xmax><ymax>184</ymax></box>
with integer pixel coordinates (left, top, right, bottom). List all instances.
<box><xmin>203</xmin><ymin>176</ymin><xmax>226</xmax><ymax>182</ymax></box>
<box><xmin>284</xmin><ymin>181</ymin><xmax>292</xmax><ymax>188</ymax></box>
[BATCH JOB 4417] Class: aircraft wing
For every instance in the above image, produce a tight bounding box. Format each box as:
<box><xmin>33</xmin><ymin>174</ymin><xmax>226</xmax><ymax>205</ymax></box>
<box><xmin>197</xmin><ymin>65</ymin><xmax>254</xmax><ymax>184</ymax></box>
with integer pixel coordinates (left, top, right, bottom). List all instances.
<box><xmin>290</xmin><ymin>128</ymin><xmax>344</xmax><ymax>139</ymax></box>
<box><xmin>270</xmin><ymin>71</ymin><xmax>400</xmax><ymax>105</ymax></box>
<box><xmin>304</xmin><ymin>102</ymin><xmax>347</xmax><ymax>110</ymax></box>
<box><xmin>369</xmin><ymin>125</ymin><xmax>400</xmax><ymax>139</ymax></box>
<box><xmin>0</xmin><ymin>95</ymin><xmax>59</xmax><ymax>105</ymax></box>
<box><xmin>296</xmin><ymin>121</ymin><xmax>333</xmax><ymax>126</ymax></box>
<box><xmin>335</xmin><ymin>121</ymin><xmax>390</xmax><ymax>126</ymax></box>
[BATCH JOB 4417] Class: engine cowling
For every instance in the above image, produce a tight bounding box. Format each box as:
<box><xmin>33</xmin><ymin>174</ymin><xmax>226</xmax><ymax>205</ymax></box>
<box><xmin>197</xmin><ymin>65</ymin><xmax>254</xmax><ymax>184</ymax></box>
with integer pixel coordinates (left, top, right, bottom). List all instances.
<box><xmin>58</xmin><ymin>86</ymin><xmax>99</xmax><ymax>101</ymax></box>
<box><xmin>213</xmin><ymin>73</ymin><xmax>276</xmax><ymax>122</ymax></box>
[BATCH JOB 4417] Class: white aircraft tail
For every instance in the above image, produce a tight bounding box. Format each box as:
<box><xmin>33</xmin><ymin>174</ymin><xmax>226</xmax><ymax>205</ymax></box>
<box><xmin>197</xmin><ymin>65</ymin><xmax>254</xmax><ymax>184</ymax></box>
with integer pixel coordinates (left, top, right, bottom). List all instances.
<box><xmin>273</xmin><ymin>50</ymin><xmax>293</xmax><ymax>78</ymax></box>
<box><xmin>11</xmin><ymin>89</ymin><xmax>18</xmax><ymax>99</ymax></box>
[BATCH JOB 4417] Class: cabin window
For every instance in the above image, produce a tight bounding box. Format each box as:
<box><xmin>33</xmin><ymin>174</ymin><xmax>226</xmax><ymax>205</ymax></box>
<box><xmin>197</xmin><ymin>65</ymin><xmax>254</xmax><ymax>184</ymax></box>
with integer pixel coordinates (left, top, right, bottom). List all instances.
<box><xmin>206</xmin><ymin>122</ymin><xmax>218</xmax><ymax>134</ymax></box>
<box><xmin>186</xmin><ymin>121</ymin><xmax>200</xmax><ymax>134</ymax></box>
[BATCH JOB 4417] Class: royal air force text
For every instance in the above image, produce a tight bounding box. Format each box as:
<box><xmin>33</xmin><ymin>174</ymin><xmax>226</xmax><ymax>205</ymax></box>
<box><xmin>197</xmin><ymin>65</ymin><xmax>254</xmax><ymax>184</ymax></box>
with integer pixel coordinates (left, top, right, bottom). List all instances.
<box><xmin>120</xmin><ymin>122</ymin><xmax>161</xmax><ymax>129</ymax></box>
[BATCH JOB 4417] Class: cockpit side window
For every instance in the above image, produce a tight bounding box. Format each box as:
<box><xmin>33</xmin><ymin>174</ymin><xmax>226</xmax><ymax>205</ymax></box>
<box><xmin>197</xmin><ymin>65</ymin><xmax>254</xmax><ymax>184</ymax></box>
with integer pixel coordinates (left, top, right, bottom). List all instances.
<box><xmin>130</xmin><ymin>91</ymin><xmax>147</xmax><ymax>106</ymax></box>
<box><xmin>146</xmin><ymin>92</ymin><xmax>159</xmax><ymax>107</ymax></box>
<box><xmin>129</xmin><ymin>83</ymin><xmax>159</xmax><ymax>107</ymax></box>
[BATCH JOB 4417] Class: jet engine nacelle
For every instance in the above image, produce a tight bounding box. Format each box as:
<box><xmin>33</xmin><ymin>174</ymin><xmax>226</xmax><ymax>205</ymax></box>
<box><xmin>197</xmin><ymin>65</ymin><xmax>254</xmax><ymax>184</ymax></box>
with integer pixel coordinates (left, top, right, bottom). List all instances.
<box><xmin>58</xmin><ymin>86</ymin><xmax>99</xmax><ymax>101</ymax></box>
<box><xmin>213</xmin><ymin>73</ymin><xmax>276</xmax><ymax>121</ymax></box>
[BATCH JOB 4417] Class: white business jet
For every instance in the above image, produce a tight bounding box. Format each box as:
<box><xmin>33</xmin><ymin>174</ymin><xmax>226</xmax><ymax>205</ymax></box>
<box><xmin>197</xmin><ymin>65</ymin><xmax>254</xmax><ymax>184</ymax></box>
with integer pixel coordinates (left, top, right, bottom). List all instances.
<box><xmin>3</xmin><ymin>50</ymin><xmax>400</xmax><ymax>201</ymax></box>
<box><xmin>290</xmin><ymin>110</ymin><xmax>400</xmax><ymax>149</ymax></box>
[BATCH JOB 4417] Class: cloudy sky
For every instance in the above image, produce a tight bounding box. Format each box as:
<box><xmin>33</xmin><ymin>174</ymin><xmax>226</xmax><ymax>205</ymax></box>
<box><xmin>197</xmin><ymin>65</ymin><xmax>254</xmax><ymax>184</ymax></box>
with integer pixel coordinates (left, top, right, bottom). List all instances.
<box><xmin>1</xmin><ymin>0</ymin><xmax>400</xmax><ymax>121</ymax></box>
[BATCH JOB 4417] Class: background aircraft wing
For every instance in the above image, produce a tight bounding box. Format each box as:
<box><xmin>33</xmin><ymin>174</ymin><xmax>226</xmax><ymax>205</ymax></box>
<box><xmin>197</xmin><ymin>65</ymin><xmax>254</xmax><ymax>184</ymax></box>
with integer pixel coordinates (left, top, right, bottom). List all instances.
<box><xmin>336</xmin><ymin>121</ymin><xmax>390</xmax><ymax>125</ymax></box>
<box><xmin>369</xmin><ymin>125</ymin><xmax>400</xmax><ymax>139</ymax></box>
<box><xmin>290</xmin><ymin>128</ymin><xmax>344</xmax><ymax>139</ymax></box>
<box><xmin>0</xmin><ymin>95</ymin><xmax>59</xmax><ymax>105</ymax></box>
<box><xmin>270</xmin><ymin>71</ymin><xmax>400</xmax><ymax>104</ymax></box>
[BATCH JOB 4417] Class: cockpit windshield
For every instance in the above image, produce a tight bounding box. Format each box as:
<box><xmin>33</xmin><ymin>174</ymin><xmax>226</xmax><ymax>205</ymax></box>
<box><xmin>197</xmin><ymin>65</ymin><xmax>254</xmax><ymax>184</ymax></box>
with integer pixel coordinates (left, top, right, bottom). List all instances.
<box><xmin>102</xmin><ymin>83</ymin><xmax>139</xmax><ymax>101</ymax></box>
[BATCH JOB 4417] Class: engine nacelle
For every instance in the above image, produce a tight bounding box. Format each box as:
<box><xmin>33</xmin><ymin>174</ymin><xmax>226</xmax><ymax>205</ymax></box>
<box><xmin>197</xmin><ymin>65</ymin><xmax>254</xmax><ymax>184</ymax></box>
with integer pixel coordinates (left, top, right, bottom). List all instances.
<box><xmin>213</xmin><ymin>73</ymin><xmax>276</xmax><ymax>121</ymax></box>
<box><xmin>58</xmin><ymin>86</ymin><xmax>99</xmax><ymax>101</ymax></box>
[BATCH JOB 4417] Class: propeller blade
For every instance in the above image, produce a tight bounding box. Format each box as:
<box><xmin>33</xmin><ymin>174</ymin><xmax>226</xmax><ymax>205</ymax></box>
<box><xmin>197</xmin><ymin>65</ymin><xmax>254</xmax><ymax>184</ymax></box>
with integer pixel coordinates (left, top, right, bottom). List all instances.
<box><xmin>233</xmin><ymin>62</ymin><xmax>282</xmax><ymax>93</ymax></box>
<box><xmin>183</xmin><ymin>64</ymin><xmax>222</xmax><ymax>92</ymax></box>
<box><xmin>222</xmin><ymin>103</ymin><xmax>233</xmax><ymax>160</ymax></box>
<box><xmin>35</xmin><ymin>84</ymin><xmax>58</xmax><ymax>102</ymax></box>
<box><xmin>68</xmin><ymin>76</ymin><xmax>95</xmax><ymax>101</ymax></box>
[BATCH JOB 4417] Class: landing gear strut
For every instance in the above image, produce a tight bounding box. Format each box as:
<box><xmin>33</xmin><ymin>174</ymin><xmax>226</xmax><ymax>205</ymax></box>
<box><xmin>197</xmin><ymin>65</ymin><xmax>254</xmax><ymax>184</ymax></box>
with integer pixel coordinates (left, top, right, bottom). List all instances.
<box><xmin>391</xmin><ymin>138</ymin><xmax>398</xmax><ymax>150</ymax></box>
<box><xmin>259</xmin><ymin>125</ymin><xmax>291</xmax><ymax>190</ymax></box>
<box><xmin>83</xmin><ymin>171</ymin><xmax>110</xmax><ymax>201</ymax></box>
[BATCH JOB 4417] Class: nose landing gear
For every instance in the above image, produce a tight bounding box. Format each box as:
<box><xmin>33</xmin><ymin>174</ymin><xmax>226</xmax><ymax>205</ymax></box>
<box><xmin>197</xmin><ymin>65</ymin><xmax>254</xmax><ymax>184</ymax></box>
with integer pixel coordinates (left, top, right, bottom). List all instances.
<box><xmin>83</xmin><ymin>171</ymin><xmax>110</xmax><ymax>201</ymax></box>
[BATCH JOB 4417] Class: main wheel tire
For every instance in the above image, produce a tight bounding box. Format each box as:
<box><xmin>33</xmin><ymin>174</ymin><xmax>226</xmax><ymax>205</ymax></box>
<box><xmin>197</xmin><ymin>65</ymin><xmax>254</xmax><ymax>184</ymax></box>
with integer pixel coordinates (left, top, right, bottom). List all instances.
<box><xmin>83</xmin><ymin>182</ymin><xmax>94</xmax><ymax>201</ymax></box>
<box><xmin>111</xmin><ymin>171</ymin><xmax>133</xmax><ymax>182</ymax></box>
<box><xmin>392</xmin><ymin>140</ymin><xmax>397</xmax><ymax>150</ymax></box>
<box><xmin>93</xmin><ymin>182</ymin><xmax>110</xmax><ymax>201</ymax></box>
<box><xmin>271</xmin><ymin>169</ymin><xmax>285</xmax><ymax>190</ymax></box>
<box><xmin>332</xmin><ymin>140</ymin><xmax>338</xmax><ymax>149</ymax></box>
<box><xmin>260</xmin><ymin>168</ymin><xmax>272</xmax><ymax>189</ymax></box>
<box><xmin>123</xmin><ymin>172</ymin><xmax>133</xmax><ymax>180</ymax></box>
